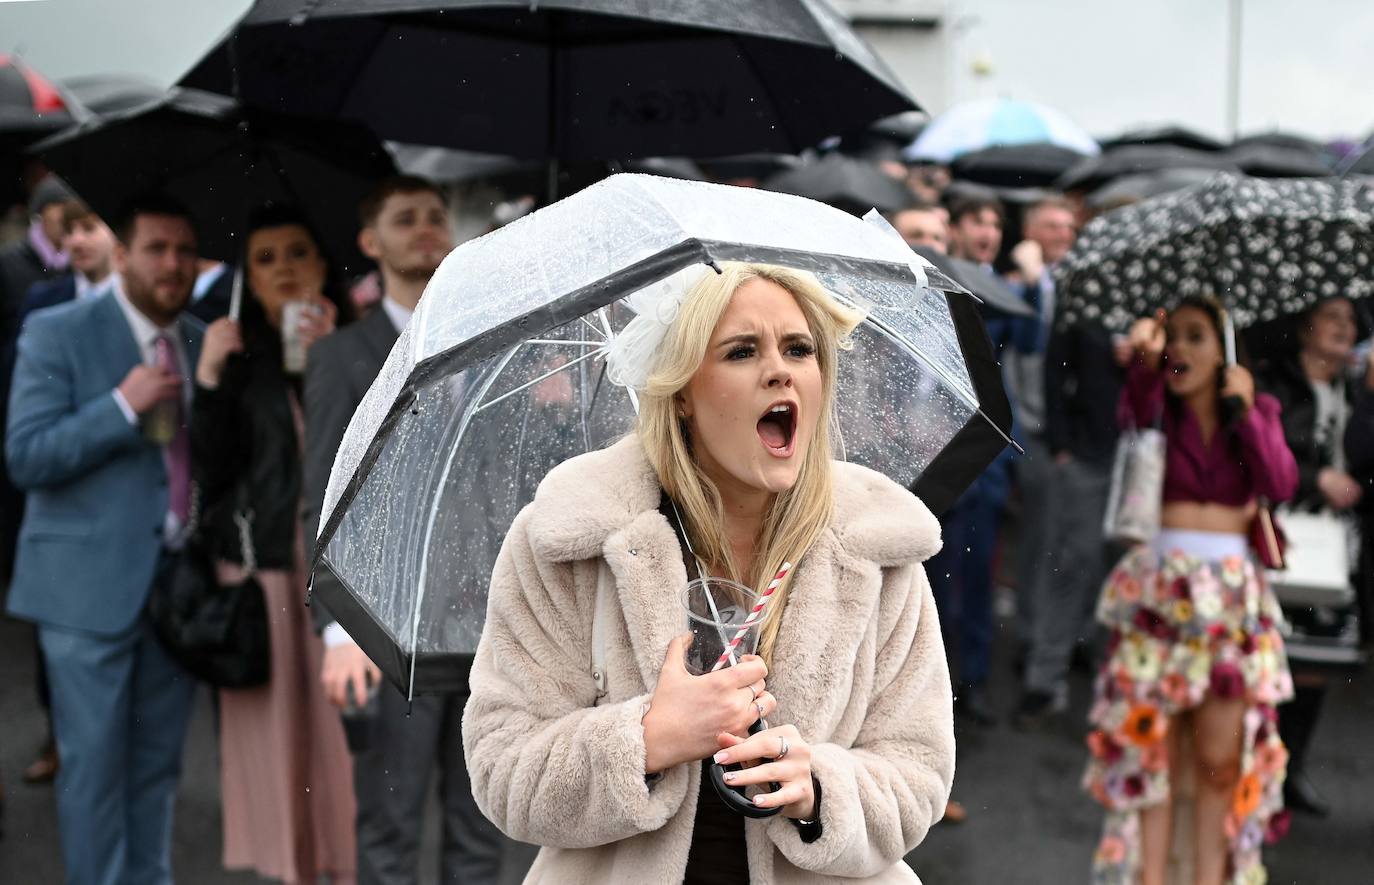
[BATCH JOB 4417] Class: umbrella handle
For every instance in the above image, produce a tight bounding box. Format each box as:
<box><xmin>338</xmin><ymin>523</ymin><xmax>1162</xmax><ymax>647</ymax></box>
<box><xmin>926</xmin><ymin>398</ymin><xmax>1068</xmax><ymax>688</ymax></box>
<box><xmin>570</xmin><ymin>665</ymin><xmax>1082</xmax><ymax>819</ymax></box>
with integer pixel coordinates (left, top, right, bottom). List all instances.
<box><xmin>708</xmin><ymin>718</ymin><xmax>783</xmax><ymax>818</ymax></box>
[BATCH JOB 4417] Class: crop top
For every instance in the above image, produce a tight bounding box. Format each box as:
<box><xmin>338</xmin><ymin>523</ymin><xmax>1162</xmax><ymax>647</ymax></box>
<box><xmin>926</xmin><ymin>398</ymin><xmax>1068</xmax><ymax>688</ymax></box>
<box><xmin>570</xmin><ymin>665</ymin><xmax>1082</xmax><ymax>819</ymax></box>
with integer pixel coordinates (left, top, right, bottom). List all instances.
<box><xmin>1117</xmin><ymin>360</ymin><xmax>1298</xmax><ymax>507</ymax></box>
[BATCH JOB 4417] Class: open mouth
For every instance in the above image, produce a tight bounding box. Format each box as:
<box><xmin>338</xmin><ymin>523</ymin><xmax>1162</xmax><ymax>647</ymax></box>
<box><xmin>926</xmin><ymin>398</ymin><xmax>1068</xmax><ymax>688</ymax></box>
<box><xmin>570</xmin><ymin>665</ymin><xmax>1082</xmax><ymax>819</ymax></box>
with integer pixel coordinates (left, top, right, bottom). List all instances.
<box><xmin>1168</xmin><ymin>360</ymin><xmax>1191</xmax><ymax>378</ymax></box>
<box><xmin>756</xmin><ymin>402</ymin><xmax>797</xmax><ymax>457</ymax></box>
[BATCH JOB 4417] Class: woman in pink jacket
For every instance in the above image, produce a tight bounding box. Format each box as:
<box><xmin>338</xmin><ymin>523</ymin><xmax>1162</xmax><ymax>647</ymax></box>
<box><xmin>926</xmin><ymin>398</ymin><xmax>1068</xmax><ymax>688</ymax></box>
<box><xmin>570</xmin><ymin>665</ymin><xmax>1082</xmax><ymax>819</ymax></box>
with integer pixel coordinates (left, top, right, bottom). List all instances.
<box><xmin>1087</xmin><ymin>296</ymin><xmax>1298</xmax><ymax>885</ymax></box>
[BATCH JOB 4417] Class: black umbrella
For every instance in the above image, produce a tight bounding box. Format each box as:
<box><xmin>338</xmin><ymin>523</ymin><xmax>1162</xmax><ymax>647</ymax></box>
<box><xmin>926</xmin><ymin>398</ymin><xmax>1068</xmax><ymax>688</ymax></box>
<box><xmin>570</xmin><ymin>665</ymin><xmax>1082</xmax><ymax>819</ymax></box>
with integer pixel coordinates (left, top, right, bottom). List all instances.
<box><xmin>762</xmin><ymin>152</ymin><xmax>915</xmax><ymax>216</ymax></box>
<box><xmin>1084</xmin><ymin>167</ymin><xmax>1216</xmax><ymax>211</ymax></box>
<box><xmin>1100</xmin><ymin>125</ymin><xmax>1225</xmax><ymax>153</ymax></box>
<box><xmin>60</xmin><ymin>74</ymin><xmax>165</xmax><ymax>117</ymax></box>
<box><xmin>910</xmin><ymin>245</ymin><xmax>1034</xmax><ymax>318</ymax></box>
<box><xmin>1232</xmin><ymin>131</ymin><xmax>1331</xmax><ymax>156</ymax></box>
<box><xmin>34</xmin><ymin>88</ymin><xmax>396</xmax><ymax>274</ymax></box>
<box><xmin>698</xmin><ymin>153</ymin><xmax>800</xmax><ymax>184</ymax></box>
<box><xmin>179</xmin><ymin>0</ymin><xmax>917</xmax><ymax>166</ymax></box>
<box><xmin>1225</xmin><ymin>143</ymin><xmax>1332</xmax><ymax>178</ymax></box>
<box><xmin>1055</xmin><ymin>173</ymin><xmax>1374</xmax><ymax>333</ymax></box>
<box><xmin>1343</xmin><ymin>143</ymin><xmax>1374</xmax><ymax>177</ymax></box>
<box><xmin>1</xmin><ymin>55</ymin><xmax>82</xmax><ymax>147</ymax></box>
<box><xmin>1058</xmin><ymin>144</ymin><xmax>1240</xmax><ymax>193</ymax></box>
<box><xmin>949</xmin><ymin>142</ymin><xmax>1087</xmax><ymax>189</ymax></box>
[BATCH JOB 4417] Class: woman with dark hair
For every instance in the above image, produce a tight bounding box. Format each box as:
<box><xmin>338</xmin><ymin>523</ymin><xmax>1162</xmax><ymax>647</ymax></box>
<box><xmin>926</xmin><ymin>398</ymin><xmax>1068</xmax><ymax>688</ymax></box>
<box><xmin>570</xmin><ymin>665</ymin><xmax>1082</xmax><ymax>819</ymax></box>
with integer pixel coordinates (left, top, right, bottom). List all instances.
<box><xmin>1256</xmin><ymin>295</ymin><xmax>1371</xmax><ymax>818</ymax></box>
<box><xmin>1085</xmin><ymin>297</ymin><xmax>1298</xmax><ymax>885</ymax></box>
<box><xmin>192</xmin><ymin>205</ymin><xmax>356</xmax><ymax>884</ymax></box>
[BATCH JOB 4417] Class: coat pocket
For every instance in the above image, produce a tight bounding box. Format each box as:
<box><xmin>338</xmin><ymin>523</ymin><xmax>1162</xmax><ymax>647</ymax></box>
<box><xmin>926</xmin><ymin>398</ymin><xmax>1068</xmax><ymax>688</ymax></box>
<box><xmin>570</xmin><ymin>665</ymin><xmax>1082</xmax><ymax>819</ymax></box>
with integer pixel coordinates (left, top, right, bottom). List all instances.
<box><xmin>22</xmin><ymin>515</ymin><xmax>94</xmax><ymax>540</ymax></box>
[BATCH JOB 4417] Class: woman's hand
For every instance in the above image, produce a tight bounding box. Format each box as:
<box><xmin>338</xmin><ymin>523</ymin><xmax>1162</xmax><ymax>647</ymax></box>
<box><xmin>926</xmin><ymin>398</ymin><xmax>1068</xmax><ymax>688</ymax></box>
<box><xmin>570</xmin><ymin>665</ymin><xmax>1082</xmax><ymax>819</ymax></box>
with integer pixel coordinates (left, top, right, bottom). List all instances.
<box><xmin>298</xmin><ymin>294</ymin><xmax>338</xmax><ymax>355</ymax></box>
<box><xmin>713</xmin><ymin>725</ymin><xmax>815</xmax><ymax>820</ymax></box>
<box><xmin>1317</xmin><ymin>467</ymin><xmax>1363</xmax><ymax>511</ymax></box>
<box><xmin>641</xmin><ymin>632</ymin><xmax>775</xmax><ymax>774</ymax></box>
<box><xmin>196</xmin><ymin>318</ymin><xmax>244</xmax><ymax>389</ymax></box>
<box><xmin>1128</xmin><ymin>311</ymin><xmax>1166</xmax><ymax>370</ymax></box>
<box><xmin>1220</xmin><ymin>364</ymin><xmax>1255</xmax><ymax>415</ymax></box>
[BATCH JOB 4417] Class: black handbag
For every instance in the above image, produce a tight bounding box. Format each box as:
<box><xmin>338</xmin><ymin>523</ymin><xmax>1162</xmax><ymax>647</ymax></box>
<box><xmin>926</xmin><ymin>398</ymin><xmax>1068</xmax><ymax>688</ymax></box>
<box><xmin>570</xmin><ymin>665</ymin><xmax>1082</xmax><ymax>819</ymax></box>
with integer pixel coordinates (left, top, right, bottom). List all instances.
<box><xmin>148</xmin><ymin>485</ymin><xmax>271</xmax><ymax>688</ymax></box>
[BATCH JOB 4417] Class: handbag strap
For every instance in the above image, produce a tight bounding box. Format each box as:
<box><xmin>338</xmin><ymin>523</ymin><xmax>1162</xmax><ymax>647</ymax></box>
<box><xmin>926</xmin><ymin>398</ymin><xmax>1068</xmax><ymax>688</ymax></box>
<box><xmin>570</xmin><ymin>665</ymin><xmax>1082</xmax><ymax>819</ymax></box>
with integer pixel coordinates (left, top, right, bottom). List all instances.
<box><xmin>184</xmin><ymin>480</ymin><xmax>258</xmax><ymax>575</ymax></box>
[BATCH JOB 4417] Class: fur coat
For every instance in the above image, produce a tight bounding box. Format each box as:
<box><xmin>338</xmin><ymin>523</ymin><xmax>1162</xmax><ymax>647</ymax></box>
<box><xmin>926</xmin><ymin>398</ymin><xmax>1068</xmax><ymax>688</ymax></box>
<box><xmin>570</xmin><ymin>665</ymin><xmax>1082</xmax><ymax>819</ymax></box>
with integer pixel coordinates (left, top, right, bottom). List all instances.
<box><xmin>462</xmin><ymin>436</ymin><xmax>955</xmax><ymax>884</ymax></box>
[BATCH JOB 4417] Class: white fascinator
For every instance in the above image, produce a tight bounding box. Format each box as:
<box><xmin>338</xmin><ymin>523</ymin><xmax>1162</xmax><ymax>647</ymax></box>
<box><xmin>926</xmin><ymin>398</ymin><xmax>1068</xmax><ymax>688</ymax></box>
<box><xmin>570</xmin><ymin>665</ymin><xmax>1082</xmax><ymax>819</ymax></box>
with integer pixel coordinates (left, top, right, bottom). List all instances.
<box><xmin>603</xmin><ymin>264</ymin><xmax>713</xmax><ymax>391</ymax></box>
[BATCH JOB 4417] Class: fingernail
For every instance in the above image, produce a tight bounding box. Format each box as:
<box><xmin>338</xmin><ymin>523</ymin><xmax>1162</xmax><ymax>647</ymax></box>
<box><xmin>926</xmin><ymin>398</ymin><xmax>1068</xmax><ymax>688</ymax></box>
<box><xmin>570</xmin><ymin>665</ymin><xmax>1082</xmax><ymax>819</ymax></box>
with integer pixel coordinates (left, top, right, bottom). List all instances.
<box><xmin>752</xmin><ymin>795</ymin><xmax>765</xmax><ymax>806</ymax></box>
<box><xmin>713</xmin><ymin>751</ymin><xmax>728</xmax><ymax>764</ymax></box>
<box><xmin>722</xmin><ymin>772</ymin><xmax>736</xmax><ymax>783</ymax></box>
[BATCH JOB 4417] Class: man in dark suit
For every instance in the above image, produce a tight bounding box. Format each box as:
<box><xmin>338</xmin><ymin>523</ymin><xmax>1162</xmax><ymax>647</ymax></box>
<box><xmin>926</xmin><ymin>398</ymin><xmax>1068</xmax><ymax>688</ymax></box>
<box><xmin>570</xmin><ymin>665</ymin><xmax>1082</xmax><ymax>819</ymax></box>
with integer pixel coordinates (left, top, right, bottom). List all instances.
<box><xmin>0</xmin><ymin>176</ymin><xmax>73</xmax><ymax>322</ymax></box>
<box><xmin>20</xmin><ymin>200</ymin><xmax>118</xmax><ymax>316</ymax></box>
<box><xmin>5</xmin><ymin>194</ymin><xmax>203</xmax><ymax>885</ymax></box>
<box><xmin>304</xmin><ymin>176</ymin><xmax>532</xmax><ymax>885</ymax></box>
<box><xmin>0</xmin><ymin>176</ymin><xmax>75</xmax><ymax>583</ymax></box>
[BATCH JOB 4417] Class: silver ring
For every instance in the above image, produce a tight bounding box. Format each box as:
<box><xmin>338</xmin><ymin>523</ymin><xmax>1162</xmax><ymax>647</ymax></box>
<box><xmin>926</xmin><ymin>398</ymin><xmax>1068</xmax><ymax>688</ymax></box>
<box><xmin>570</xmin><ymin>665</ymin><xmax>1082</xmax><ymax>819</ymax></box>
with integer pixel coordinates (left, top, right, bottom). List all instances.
<box><xmin>776</xmin><ymin>736</ymin><xmax>789</xmax><ymax>760</ymax></box>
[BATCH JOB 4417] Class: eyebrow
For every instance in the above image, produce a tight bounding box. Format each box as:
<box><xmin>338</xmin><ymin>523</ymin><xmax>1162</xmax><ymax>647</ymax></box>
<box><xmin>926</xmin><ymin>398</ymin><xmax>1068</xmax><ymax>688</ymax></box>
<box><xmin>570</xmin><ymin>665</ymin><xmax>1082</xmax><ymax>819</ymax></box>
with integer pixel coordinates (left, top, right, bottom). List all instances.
<box><xmin>715</xmin><ymin>331</ymin><xmax>814</xmax><ymax>350</ymax></box>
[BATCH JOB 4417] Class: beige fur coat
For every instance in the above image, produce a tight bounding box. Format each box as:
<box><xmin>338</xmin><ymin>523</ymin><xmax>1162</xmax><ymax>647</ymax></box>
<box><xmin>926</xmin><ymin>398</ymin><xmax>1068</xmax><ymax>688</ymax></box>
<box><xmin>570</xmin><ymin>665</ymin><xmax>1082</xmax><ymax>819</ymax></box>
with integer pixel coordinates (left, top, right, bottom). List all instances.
<box><xmin>462</xmin><ymin>436</ymin><xmax>955</xmax><ymax>884</ymax></box>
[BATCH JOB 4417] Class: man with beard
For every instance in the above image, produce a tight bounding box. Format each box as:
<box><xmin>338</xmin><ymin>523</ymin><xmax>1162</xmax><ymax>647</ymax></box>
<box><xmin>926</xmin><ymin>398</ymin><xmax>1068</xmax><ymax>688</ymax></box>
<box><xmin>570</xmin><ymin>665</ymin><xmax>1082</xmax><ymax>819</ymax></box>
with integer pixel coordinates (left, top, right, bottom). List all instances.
<box><xmin>304</xmin><ymin>176</ymin><xmax>533</xmax><ymax>885</ymax></box>
<box><xmin>5</xmin><ymin>194</ymin><xmax>202</xmax><ymax>884</ymax></box>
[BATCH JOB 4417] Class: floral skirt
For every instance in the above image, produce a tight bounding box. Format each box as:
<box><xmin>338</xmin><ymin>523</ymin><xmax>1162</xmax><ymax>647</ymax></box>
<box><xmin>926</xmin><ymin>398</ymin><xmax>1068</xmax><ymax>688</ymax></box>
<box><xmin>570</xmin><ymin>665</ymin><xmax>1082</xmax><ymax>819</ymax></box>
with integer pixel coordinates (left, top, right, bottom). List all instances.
<box><xmin>1084</xmin><ymin>542</ymin><xmax>1294</xmax><ymax>885</ymax></box>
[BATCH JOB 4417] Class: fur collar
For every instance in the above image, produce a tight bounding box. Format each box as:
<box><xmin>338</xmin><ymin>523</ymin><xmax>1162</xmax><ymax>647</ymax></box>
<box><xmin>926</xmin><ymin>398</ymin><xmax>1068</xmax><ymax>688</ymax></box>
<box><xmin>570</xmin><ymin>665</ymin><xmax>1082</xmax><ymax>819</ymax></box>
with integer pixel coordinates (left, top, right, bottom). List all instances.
<box><xmin>527</xmin><ymin>436</ymin><xmax>942</xmax><ymax>568</ymax></box>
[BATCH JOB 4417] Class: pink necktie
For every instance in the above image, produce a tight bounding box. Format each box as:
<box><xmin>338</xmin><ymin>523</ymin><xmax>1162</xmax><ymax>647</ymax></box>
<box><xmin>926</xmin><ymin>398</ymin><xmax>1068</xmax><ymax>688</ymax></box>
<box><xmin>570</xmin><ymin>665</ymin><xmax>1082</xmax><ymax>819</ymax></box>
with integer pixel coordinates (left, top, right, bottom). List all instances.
<box><xmin>155</xmin><ymin>334</ymin><xmax>191</xmax><ymax>525</ymax></box>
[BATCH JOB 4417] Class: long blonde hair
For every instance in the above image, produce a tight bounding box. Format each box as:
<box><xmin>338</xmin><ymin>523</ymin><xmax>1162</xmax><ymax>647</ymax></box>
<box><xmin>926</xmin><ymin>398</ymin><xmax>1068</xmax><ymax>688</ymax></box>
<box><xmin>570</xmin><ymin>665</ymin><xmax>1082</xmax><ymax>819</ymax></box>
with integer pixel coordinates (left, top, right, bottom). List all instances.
<box><xmin>636</xmin><ymin>263</ymin><xmax>863</xmax><ymax>663</ymax></box>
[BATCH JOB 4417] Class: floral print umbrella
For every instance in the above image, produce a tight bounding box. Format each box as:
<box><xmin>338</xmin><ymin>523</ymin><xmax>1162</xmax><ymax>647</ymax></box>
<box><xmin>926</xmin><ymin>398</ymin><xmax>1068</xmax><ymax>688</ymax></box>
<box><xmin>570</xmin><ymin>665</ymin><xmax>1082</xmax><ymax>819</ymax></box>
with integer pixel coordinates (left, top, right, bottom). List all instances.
<box><xmin>1055</xmin><ymin>173</ymin><xmax>1374</xmax><ymax>332</ymax></box>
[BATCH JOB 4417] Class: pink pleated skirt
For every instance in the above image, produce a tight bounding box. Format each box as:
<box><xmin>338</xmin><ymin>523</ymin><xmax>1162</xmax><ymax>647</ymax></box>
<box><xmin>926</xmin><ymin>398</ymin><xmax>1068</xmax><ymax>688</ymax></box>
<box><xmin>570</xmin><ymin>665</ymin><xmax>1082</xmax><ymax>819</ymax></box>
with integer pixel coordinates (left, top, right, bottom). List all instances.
<box><xmin>217</xmin><ymin>551</ymin><xmax>357</xmax><ymax>885</ymax></box>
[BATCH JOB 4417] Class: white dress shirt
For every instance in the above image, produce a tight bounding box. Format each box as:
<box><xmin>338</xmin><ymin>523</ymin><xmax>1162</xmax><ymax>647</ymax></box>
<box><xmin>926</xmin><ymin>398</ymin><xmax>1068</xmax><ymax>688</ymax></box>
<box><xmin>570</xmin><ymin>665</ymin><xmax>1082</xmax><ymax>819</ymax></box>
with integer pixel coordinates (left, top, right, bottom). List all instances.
<box><xmin>380</xmin><ymin>295</ymin><xmax>414</xmax><ymax>334</ymax></box>
<box><xmin>75</xmin><ymin>270</ymin><xmax>116</xmax><ymax>302</ymax></box>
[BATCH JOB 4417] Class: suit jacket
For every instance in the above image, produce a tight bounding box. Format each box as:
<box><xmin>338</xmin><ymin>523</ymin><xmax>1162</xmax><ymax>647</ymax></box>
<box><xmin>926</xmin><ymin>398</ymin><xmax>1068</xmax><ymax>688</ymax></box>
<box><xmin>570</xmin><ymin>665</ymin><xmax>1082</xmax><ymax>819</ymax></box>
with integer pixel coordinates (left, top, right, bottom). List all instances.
<box><xmin>303</xmin><ymin>305</ymin><xmax>398</xmax><ymax>631</ymax></box>
<box><xmin>185</xmin><ymin>264</ymin><xmax>235</xmax><ymax>325</ymax></box>
<box><xmin>22</xmin><ymin>274</ymin><xmax>79</xmax><ymax>320</ymax></box>
<box><xmin>5</xmin><ymin>293</ymin><xmax>204</xmax><ymax>636</ymax></box>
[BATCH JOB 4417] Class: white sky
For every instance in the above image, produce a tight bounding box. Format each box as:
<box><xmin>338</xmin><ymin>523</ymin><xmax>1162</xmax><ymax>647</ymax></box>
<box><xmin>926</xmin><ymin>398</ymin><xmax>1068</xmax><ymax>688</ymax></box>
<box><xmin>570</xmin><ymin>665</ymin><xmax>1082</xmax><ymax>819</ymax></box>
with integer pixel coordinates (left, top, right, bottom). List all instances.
<box><xmin>3</xmin><ymin>0</ymin><xmax>1371</xmax><ymax>143</ymax></box>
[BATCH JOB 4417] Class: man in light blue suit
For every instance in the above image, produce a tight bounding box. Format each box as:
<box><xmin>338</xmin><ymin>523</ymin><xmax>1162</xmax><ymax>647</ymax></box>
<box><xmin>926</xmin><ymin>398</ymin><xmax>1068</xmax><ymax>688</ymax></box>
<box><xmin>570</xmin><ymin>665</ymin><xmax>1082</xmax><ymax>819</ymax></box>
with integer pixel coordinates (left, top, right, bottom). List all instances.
<box><xmin>6</xmin><ymin>194</ymin><xmax>204</xmax><ymax>885</ymax></box>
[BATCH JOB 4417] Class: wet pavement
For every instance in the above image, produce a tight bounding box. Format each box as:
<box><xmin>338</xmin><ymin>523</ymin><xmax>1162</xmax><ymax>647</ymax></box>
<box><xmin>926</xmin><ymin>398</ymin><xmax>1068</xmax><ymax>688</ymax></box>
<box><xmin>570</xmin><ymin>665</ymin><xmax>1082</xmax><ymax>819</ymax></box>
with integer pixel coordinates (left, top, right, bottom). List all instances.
<box><xmin>2</xmin><ymin>605</ymin><xmax>1370</xmax><ymax>883</ymax></box>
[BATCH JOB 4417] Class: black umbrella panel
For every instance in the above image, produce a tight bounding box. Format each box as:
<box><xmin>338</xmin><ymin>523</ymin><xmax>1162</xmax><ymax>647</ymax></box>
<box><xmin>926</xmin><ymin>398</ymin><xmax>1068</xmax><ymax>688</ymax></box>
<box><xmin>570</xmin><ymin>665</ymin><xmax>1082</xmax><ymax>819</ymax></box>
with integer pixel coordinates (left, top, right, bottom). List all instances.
<box><xmin>1058</xmin><ymin>144</ymin><xmax>1240</xmax><ymax>193</ymax></box>
<box><xmin>179</xmin><ymin>0</ymin><xmax>917</xmax><ymax>162</ymax></box>
<box><xmin>762</xmin><ymin>152</ymin><xmax>916</xmax><ymax>216</ymax></box>
<box><xmin>1055</xmin><ymin>173</ymin><xmax>1374</xmax><ymax>333</ymax></box>
<box><xmin>950</xmin><ymin>142</ymin><xmax>1089</xmax><ymax>189</ymax></box>
<box><xmin>35</xmin><ymin>88</ymin><xmax>396</xmax><ymax>274</ymax></box>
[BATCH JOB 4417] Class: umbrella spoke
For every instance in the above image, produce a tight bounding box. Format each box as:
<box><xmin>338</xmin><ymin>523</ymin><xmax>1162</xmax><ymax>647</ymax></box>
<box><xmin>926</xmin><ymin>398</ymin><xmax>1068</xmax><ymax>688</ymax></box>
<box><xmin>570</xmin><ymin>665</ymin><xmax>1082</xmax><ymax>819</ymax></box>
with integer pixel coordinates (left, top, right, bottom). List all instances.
<box><xmin>472</xmin><ymin>346</ymin><xmax>608</xmax><ymax>414</ymax></box>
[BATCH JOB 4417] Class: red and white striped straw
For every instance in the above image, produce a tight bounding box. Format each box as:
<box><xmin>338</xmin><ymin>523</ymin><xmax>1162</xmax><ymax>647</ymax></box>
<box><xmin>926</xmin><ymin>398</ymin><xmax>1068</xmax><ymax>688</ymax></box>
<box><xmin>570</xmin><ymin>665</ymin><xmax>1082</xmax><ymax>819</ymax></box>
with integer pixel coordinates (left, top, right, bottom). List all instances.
<box><xmin>710</xmin><ymin>561</ymin><xmax>793</xmax><ymax>672</ymax></box>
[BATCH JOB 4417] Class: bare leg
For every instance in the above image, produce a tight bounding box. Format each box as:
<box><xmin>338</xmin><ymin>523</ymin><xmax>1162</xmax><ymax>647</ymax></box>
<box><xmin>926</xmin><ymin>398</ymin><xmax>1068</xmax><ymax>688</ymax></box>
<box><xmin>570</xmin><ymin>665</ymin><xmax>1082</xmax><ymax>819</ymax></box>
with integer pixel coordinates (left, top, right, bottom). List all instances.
<box><xmin>1140</xmin><ymin>715</ymin><xmax>1181</xmax><ymax>885</ymax></box>
<box><xmin>1192</xmin><ymin>694</ymin><xmax>1246</xmax><ymax>885</ymax></box>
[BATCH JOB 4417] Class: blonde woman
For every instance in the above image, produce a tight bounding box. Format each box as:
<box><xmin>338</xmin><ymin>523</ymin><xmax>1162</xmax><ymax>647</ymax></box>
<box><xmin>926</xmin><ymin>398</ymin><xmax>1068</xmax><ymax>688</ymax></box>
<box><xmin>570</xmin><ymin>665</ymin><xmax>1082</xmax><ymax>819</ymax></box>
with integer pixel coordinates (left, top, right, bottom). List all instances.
<box><xmin>462</xmin><ymin>263</ymin><xmax>955</xmax><ymax>883</ymax></box>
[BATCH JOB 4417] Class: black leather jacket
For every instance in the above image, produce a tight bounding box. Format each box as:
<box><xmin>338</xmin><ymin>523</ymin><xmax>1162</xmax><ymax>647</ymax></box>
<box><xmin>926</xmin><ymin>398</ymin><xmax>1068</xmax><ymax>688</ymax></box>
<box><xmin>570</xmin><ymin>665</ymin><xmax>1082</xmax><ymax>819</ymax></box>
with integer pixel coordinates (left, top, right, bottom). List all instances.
<box><xmin>190</xmin><ymin>318</ymin><xmax>303</xmax><ymax>570</ymax></box>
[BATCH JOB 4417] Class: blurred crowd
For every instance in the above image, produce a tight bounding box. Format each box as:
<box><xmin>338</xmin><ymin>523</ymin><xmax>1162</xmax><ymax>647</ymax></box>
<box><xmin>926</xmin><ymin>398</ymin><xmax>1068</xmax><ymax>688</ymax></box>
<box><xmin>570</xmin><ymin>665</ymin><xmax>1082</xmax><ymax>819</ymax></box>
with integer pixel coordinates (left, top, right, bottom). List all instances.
<box><xmin>2</xmin><ymin>102</ymin><xmax>1373</xmax><ymax>884</ymax></box>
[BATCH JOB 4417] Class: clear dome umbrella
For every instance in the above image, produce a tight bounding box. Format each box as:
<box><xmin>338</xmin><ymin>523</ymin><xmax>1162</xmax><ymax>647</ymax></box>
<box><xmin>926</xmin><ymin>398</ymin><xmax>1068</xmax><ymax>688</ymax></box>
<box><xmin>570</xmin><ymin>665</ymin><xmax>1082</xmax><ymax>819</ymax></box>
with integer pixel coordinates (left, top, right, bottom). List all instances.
<box><xmin>312</xmin><ymin>173</ymin><xmax>1014</xmax><ymax>696</ymax></box>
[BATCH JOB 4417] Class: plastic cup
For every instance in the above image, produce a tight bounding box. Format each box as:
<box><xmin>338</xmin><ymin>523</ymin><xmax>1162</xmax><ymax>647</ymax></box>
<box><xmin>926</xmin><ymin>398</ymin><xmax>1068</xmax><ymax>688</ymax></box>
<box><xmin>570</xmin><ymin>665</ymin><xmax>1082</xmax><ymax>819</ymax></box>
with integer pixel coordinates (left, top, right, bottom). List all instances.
<box><xmin>681</xmin><ymin>577</ymin><xmax>760</xmax><ymax>676</ymax></box>
<box><xmin>281</xmin><ymin>299</ymin><xmax>321</xmax><ymax>374</ymax></box>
